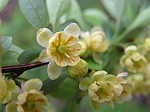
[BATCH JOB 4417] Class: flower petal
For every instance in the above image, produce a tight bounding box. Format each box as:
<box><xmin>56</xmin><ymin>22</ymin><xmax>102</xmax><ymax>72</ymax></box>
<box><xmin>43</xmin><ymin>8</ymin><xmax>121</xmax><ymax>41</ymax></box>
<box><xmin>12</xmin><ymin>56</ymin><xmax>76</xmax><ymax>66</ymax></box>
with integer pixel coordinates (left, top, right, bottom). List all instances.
<box><xmin>64</xmin><ymin>23</ymin><xmax>80</xmax><ymax>37</ymax></box>
<box><xmin>36</xmin><ymin>28</ymin><xmax>53</xmax><ymax>47</ymax></box>
<box><xmin>113</xmin><ymin>84</ymin><xmax>123</xmax><ymax>96</ymax></box>
<box><xmin>47</xmin><ymin>61</ymin><xmax>63</xmax><ymax>80</ymax></box>
<box><xmin>0</xmin><ymin>78</ymin><xmax>7</xmax><ymax>99</ymax></box>
<box><xmin>39</xmin><ymin>49</ymin><xmax>50</xmax><ymax>62</ymax></box>
<box><xmin>23</xmin><ymin>78</ymin><xmax>43</xmax><ymax>91</ymax></box>
<box><xmin>17</xmin><ymin>92</ymin><xmax>28</xmax><ymax>105</ymax></box>
<box><xmin>6</xmin><ymin>79</ymin><xmax>16</xmax><ymax>92</ymax></box>
<box><xmin>1</xmin><ymin>91</ymin><xmax>12</xmax><ymax>104</ymax></box>
<box><xmin>79</xmin><ymin>77</ymin><xmax>91</xmax><ymax>90</ymax></box>
<box><xmin>17</xmin><ymin>105</ymin><xmax>24</xmax><ymax>112</ymax></box>
<box><xmin>6</xmin><ymin>101</ymin><xmax>17</xmax><ymax>112</ymax></box>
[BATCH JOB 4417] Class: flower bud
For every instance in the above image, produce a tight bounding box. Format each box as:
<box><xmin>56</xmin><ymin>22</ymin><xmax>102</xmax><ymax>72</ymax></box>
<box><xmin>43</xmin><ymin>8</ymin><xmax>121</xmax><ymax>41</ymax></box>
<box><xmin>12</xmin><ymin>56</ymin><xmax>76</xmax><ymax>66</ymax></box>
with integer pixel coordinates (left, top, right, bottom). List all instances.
<box><xmin>68</xmin><ymin>59</ymin><xmax>88</xmax><ymax>78</ymax></box>
<box><xmin>90</xmin><ymin>30</ymin><xmax>108</xmax><ymax>53</ymax></box>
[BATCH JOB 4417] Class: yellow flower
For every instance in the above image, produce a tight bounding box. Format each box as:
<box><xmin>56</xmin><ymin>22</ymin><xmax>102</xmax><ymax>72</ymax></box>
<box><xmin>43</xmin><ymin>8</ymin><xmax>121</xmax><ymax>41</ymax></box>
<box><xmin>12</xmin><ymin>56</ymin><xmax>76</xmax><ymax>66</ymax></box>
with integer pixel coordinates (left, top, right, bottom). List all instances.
<box><xmin>6</xmin><ymin>78</ymin><xmax>48</xmax><ymax>112</ymax></box>
<box><xmin>81</xmin><ymin>27</ymin><xmax>108</xmax><ymax>53</ymax></box>
<box><xmin>16</xmin><ymin>90</ymin><xmax>47</xmax><ymax>112</ymax></box>
<box><xmin>120</xmin><ymin>45</ymin><xmax>147</xmax><ymax>73</ymax></box>
<box><xmin>112</xmin><ymin>73</ymin><xmax>132</xmax><ymax>104</ymax></box>
<box><xmin>127</xmin><ymin>74</ymin><xmax>150</xmax><ymax>95</ymax></box>
<box><xmin>79</xmin><ymin>70</ymin><xmax>132</xmax><ymax>108</ymax></box>
<box><xmin>0</xmin><ymin>77</ymin><xmax>16</xmax><ymax>104</ymax></box>
<box><xmin>36</xmin><ymin>23</ymin><xmax>81</xmax><ymax>80</ymax></box>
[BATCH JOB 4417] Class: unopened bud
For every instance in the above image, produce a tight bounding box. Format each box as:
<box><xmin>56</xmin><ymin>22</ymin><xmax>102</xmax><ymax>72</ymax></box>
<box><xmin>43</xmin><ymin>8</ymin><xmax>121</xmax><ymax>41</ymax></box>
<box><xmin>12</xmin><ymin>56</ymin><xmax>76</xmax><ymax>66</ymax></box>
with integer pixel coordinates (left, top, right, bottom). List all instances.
<box><xmin>68</xmin><ymin>59</ymin><xmax>88</xmax><ymax>78</ymax></box>
<box><xmin>90</xmin><ymin>30</ymin><xmax>108</xmax><ymax>52</ymax></box>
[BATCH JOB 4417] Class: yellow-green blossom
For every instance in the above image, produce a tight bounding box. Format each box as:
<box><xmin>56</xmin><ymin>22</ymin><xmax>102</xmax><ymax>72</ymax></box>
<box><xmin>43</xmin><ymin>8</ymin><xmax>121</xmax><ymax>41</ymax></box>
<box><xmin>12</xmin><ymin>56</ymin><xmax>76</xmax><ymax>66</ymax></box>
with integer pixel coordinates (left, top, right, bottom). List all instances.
<box><xmin>127</xmin><ymin>74</ymin><xmax>150</xmax><ymax>95</ymax></box>
<box><xmin>36</xmin><ymin>23</ymin><xmax>81</xmax><ymax>80</ymax></box>
<box><xmin>0</xmin><ymin>77</ymin><xmax>16</xmax><ymax>104</ymax></box>
<box><xmin>6</xmin><ymin>78</ymin><xmax>48</xmax><ymax>112</ymax></box>
<box><xmin>79</xmin><ymin>70</ymin><xmax>132</xmax><ymax>108</ymax></box>
<box><xmin>120</xmin><ymin>45</ymin><xmax>147</xmax><ymax>73</ymax></box>
<box><xmin>81</xmin><ymin>27</ymin><xmax>108</xmax><ymax>53</ymax></box>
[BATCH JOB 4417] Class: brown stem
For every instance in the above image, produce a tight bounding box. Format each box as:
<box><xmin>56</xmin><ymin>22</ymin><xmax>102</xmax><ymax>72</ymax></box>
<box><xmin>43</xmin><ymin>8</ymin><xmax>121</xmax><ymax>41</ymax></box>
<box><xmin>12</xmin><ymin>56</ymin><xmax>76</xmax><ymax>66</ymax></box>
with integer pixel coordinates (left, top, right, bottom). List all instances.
<box><xmin>2</xmin><ymin>61</ymin><xmax>49</xmax><ymax>77</ymax></box>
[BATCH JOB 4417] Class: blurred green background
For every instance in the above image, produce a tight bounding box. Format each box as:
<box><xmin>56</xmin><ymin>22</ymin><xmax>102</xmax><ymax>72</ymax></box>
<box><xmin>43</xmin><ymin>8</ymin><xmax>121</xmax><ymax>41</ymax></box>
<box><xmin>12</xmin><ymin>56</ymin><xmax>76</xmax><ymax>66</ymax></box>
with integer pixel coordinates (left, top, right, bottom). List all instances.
<box><xmin>0</xmin><ymin>0</ymin><xmax>150</xmax><ymax>112</ymax></box>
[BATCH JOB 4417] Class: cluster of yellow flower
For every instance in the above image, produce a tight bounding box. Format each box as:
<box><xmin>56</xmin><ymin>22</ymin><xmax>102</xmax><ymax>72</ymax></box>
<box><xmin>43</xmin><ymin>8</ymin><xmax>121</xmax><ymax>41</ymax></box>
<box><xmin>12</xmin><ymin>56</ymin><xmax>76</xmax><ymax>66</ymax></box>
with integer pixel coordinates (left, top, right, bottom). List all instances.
<box><xmin>36</xmin><ymin>23</ymin><xmax>132</xmax><ymax>108</ymax></box>
<box><xmin>120</xmin><ymin>38</ymin><xmax>150</xmax><ymax>95</ymax></box>
<box><xmin>0</xmin><ymin>70</ymin><xmax>48</xmax><ymax>112</ymax></box>
<box><xmin>36</xmin><ymin>23</ymin><xmax>108</xmax><ymax>80</ymax></box>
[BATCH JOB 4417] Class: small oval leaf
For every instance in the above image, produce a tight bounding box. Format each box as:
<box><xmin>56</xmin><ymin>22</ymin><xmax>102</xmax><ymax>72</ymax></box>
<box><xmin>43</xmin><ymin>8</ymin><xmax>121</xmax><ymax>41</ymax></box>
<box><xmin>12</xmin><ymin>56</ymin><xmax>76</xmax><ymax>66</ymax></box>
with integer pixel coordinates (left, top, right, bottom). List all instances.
<box><xmin>85</xmin><ymin>58</ymin><xmax>103</xmax><ymax>70</ymax></box>
<box><xmin>0</xmin><ymin>36</ymin><xmax>12</xmax><ymax>52</ymax></box>
<box><xmin>17</xmin><ymin>49</ymin><xmax>41</xmax><ymax>64</ymax></box>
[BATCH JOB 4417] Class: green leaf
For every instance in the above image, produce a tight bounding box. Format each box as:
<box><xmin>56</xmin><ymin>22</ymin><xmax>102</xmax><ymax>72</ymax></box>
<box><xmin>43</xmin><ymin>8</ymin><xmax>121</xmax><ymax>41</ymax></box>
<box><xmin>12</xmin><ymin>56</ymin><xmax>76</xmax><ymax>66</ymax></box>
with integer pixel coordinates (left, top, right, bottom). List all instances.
<box><xmin>0</xmin><ymin>0</ymin><xmax>8</xmax><ymax>12</ymax></box>
<box><xmin>0</xmin><ymin>104</ymin><xmax>5</xmax><ymax>112</ymax></box>
<box><xmin>17</xmin><ymin>49</ymin><xmax>41</xmax><ymax>64</ymax></box>
<box><xmin>127</xmin><ymin>7</ymin><xmax>150</xmax><ymax>32</ymax></box>
<box><xmin>49</xmin><ymin>77</ymin><xmax>78</xmax><ymax>99</ymax></box>
<box><xmin>18</xmin><ymin>0</ymin><xmax>48</xmax><ymax>29</ymax></box>
<box><xmin>46</xmin><ymin>0</ymin><xmax>70</xmax><ymax>31</ymax></box>
<box><xmin>85</xmin><ymin>58</ymin><xmax>103</xmax><ymax>70</ymax></box>
<box><xmin>68</xmin><ymin>0</ymin><xmax>90</xmax><ymax>30</ymax></box>
<box><xmin>1</xmin><ymin>36</ymin><xmax>12</xmax><ymax>52</ymax></box>
<box><xmin>117</xmin><ymin>7</ymin><xmax>150</xmax><ymax>42</ymax></box>
<box><xmin>83</xmin><ymin>8</ymin><xmax>108</xmax><ymax>26</ymax></box>
<box><xmin>113</xmin><ymin>0</ymin><xmax>126</xmax><ymax>37</ymax></box>
<box><xmin>101</xmin><ymin>0</ymin><xmax>116</xmax><ymax>18</ymax></box>
<box><xmin>42</xmin><ymin>68</ymin><xmax>68</xmax><ymax>93</ymax></box>
<box><xmin>62</xmin><ymin>100</ymin><xmax>77</xmax><ymax>112</ymax></box>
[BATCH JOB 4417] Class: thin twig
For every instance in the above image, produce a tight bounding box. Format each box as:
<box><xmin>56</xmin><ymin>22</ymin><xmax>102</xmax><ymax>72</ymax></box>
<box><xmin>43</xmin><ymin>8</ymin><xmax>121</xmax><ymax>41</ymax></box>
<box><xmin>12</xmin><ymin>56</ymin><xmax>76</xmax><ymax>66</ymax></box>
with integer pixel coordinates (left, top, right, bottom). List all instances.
<box><xmin>2</xmin><ymin>61</ymin><xmax>49</xmax><ymax>77</ymax></box>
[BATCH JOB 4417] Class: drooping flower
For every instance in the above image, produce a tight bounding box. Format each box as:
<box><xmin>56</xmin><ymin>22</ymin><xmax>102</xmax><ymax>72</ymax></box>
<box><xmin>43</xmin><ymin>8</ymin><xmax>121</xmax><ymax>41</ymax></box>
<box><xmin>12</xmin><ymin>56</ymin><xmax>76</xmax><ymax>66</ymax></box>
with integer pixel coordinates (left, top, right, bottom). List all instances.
<box><xmin>6</xmin><ymin>78</ymin><xmax>48</xmax><ymax>112</ymax></box>
<box><xmin>0</xmin><ymin>75</ymin><xmax>16</xmax><ymax>104</ymax></box>
<box><xmin>81</xmin><ymin>27</ymin><xmax>108</xmax><ymax>53</ymax></box>
<box><xmin>127</xmin><ymin>74</ymin><xmax>150</xmax><ymax>95</ymax></box>
<box><xmin>36</xmin><ymin>23</ymin><xmax>82</xmax><ymax>80</ymax></box>
<box><xmin>120</xmin><ymin>45</ymin><xmax>147</xmax><ymax>73</ymax></box>
<box><xmin>79</xmin><ymin>70</ymin><xmax>132</xmax><ymax>108</ymax></box>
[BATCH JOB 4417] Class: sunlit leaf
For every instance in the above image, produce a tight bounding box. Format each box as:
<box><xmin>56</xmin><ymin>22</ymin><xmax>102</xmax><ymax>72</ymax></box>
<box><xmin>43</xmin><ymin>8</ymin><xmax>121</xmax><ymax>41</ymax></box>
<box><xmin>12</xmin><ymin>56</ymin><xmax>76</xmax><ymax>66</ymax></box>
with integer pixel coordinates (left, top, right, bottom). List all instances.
<box><xmin>46</xmin><ymin>0</ymin><xmax>70</xmax><ymax>31</ymax></box>
<box><xmin>101</xmin><ymin>0</ymin><xmax>116</xmax><ymax>18</ymax></box>
<box><xmin>114</xmin><ymin>0</ymin><xmax>126</xmax><ymax>36</ymax></box>
<box><xmin>127</xmin><ymin>7</ymin><xmax>150</xmax><ymax>32</ymax></box>
<box><xmin>18</xmin><ymin>0</ymin><xmax>48</xmax><ymax>29</ymax></box>
<box><xmin>0</xmin><ymin>36</ymin><xmax>12</xmax><ymax>52</ymax></box>
<box><xmin>68</xmin><ymin>0</ymin><xmax>89</xmax><ymax>30</ymax></box>
<box><xmin>17</xmin><ymin>49</ymin><xmax>41</xmax><ymax>64</ymax></box>
<box><xmin>83</xmin><ymin>8</ymin><xmax>108</xmax><ymax>26</ymax></box>
<box><xmin>0</xmin><ymin>0</ymin><xmax>8</xmax><ymax>12</ymax></box>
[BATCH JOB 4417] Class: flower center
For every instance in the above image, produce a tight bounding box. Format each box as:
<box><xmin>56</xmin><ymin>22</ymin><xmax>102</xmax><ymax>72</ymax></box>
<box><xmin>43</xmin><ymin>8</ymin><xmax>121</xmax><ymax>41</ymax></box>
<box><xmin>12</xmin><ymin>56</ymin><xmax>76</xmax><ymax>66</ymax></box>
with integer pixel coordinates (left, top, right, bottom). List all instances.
<box><xmin>96</xmin><ymin>87</ymin><xmax>104</xmax><ymax>94</ymax></box>
<box><xmin>58</xmin><ymin>45</ymin><xmax>67</xmax><ymax>54</ymax></box>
